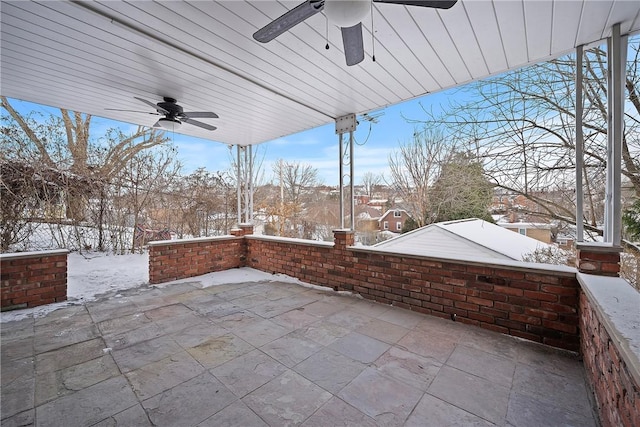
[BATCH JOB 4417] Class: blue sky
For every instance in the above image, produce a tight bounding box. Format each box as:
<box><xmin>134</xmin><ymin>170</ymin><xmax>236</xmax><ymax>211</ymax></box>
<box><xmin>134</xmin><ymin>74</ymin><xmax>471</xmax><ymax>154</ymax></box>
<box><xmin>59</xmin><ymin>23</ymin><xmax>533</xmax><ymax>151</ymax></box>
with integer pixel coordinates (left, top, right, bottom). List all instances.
<box><xmin>7</xmin><ymin>89</ymin><xmax>457</xmax><ymax>187</ymax></box>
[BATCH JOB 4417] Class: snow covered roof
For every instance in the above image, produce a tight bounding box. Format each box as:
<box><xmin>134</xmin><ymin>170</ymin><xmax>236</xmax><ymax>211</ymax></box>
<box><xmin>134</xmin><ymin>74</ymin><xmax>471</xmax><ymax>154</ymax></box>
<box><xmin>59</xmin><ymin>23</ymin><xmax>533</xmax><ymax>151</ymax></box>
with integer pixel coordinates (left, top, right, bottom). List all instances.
<box><xmin>373</xmin><ymin>218</ymin><xmax>550</xmax><ymax>261</ymax></box>
<box><xmin>498</xmin><ymin>222</ymin><xmax>552</xmax><ymax>230</ymax></box>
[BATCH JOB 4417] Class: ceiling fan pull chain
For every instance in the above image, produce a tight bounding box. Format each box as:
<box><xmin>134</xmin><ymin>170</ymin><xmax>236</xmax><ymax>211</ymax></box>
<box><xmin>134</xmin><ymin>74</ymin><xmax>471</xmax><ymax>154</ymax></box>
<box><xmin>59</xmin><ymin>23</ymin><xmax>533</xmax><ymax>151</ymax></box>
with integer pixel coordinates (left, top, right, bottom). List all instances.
<box><xmin>371</xmin><ymin>2</ymin><xmax>376</xmax><ymax>62</ymax></box>
<box><xmin>325</xmin><ymin>12</ymin><xmax>329</xmax><ymax>50</ymax></box>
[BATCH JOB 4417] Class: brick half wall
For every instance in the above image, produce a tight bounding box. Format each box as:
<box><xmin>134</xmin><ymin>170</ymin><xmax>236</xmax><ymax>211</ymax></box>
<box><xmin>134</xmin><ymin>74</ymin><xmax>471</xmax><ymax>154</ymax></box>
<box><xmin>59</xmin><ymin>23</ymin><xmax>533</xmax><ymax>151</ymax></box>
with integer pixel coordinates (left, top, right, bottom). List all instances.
<box><xmin>1</xmin><ymin>249</ymin><xmax>68</xmax><ymax>311</ymax></box>
<box><xmin>148</xmin><ymin>236</ymin><xmax>245</xmax><ymax>284</ymax></box>
<box><xmin>579</xmin><ymin>274</ymin><xmax>640</xmax><ymax>427</ymax></box>
<box><xmin>246</xmin><ymin>232</ymin><xmax>580</xmax><ymax>351</ymax></box>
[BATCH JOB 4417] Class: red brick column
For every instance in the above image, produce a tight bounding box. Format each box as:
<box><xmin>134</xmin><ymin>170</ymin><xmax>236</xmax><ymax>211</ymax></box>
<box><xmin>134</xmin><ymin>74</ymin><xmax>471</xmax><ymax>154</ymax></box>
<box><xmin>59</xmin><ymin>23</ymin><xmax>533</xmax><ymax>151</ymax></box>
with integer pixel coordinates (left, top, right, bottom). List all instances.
<box><xmin>230</xmin><ymin>224</ymin><xmax>254</xmax><ymax>237</ymax></box>
<box><xmin>333</xmin><ymin>229</ymin><xmax>355</xmax><ymax>248</ymax></box>
<box><xmin>576</xmin><ymin>243</ymin><xmax>622</xmax><ymax>277</ymax></box>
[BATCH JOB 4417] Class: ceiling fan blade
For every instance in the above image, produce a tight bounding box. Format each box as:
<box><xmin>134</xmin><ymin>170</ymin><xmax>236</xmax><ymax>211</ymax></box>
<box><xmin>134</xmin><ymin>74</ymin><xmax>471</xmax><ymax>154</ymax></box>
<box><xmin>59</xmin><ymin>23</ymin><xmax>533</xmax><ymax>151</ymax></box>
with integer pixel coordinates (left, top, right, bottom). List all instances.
<box><xmin>341</xmin><ymin>23</ymin><xmax>364</xmax><ymax>66</ymax></box>
<box><xmin>253</xmin><ymin>0</ymin><xmax>324</xmax><ymax>43</ymax></box>
<box><xmin>105</xmin><ymin>108</ymin><xmax>159</xmax><ymax>115</ymax></box>
<box><xmin>183</xmin><ymin>111</ymin><xmax>219</xmax><ymax>119</ymax></box>
<box><xmin>134</xmin><ymin>96</ymin><xmax>169</xmax><ymax>115</ymax></box>
<box><xmin>373</xmin><ymin>0</ymin><xmax>458</xmax><ymax>9</ymax></box>
<box><xmin>183</xmin><ymin>118</ymin><xmax>217</xmax><ymax>131</ymax></box>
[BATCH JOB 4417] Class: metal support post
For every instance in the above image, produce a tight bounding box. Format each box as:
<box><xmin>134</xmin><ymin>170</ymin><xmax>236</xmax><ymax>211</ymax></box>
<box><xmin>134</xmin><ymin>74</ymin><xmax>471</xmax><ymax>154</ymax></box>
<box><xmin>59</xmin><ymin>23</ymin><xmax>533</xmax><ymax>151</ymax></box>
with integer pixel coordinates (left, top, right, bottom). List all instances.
<box><xmin>336</xmin><ymin>113</ymin><xmax>357</xmax><ymax>231</ymax></box>
<box><xmin>604</xmin><ymin>23</ymin><xmax>626</xmax><ymax>245</ymax></box>
<box><xmin>244</xmin><ymin>146</ymin><xmax>250</xmax><ymax>223</ymax></box>
<box><xmin>349</xmin><ymin>130</ymin><xmax>355</xmax><ymax>230</ymax></box>
<box><xmin>236</xmin><ymin>145</ymin><xmax>241</xmax><ymax>225</ymax></box>
<box><xmin>249</xmin><ymin>145</ymin><xmax>254</xmax><ymax>221</ymax></box>
<box><xmin>575</xmin><ymin>45</ymin><xmax>584</xmax><ymax>242</ymax></box>
<box><xmin>339</xmin><ymin>133</ymin><xmax>345</xmax><ymax>229</ymax></box>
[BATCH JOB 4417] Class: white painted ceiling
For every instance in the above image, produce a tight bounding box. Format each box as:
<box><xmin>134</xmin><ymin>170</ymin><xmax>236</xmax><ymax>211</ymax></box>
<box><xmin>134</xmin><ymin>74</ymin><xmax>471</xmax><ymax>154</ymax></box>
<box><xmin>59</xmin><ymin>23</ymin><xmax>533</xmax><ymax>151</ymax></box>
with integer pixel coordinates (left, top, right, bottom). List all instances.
<box><xmin>2</xmin><ymin>1</ymin><xmax>639</xmax><ymax>146</ymax></box>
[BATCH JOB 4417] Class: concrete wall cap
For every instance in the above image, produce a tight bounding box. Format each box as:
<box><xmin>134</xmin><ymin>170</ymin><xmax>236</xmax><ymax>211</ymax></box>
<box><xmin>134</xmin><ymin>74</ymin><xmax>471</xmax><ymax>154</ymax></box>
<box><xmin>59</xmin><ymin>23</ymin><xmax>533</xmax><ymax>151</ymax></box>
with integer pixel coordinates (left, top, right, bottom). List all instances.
<box><xmin>148</xmin><ymin>235</ymin><xmax>240</xmax><ymax>246</ymax></box>
<box><xmin>0</xmin><ymin>249</ymin><xmax>69</xmax><ymax>261</ymax></box>
<box><xmin>578</xmin><ymin>273</ymin><xmax>640</xmax><ymax>387</ymax></box>
<box><xmin>575</xmin><ymin>242</ymin><xmax>623</xmax><ymax>253</ymax></box>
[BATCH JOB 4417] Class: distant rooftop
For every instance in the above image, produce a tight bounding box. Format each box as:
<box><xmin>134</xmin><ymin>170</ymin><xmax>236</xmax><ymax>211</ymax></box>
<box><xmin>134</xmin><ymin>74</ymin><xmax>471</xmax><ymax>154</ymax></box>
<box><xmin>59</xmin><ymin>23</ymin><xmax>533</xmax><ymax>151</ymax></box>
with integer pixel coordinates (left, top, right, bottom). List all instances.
<box><xmin>373</xmin><ymin>218</ymin><xmax>549</xmax><ymax>261</ymax></box>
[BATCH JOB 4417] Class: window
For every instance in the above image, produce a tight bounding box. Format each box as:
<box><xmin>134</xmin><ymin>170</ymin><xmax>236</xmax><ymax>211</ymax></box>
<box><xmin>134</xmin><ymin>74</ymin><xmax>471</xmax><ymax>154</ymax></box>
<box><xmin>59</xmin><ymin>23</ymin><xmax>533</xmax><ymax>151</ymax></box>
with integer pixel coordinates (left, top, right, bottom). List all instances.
<box><xmin>518</xmin><ymin>228</ymin><xmax>526</xmax><ymax>235</ymax></box>
<box><xmin>396</xmin><ymin>222</ymin><xmax>402</xmax><ymax>231</ymax></box>
<box><xmin>383</xmin><ymin>221</ymin><xmax>389</xmax><ymax>230</ymax></box>
<box><xmin>394</xmin><ymin>210</ymin><xmax>402</xmax><ymax>217</ymax></box>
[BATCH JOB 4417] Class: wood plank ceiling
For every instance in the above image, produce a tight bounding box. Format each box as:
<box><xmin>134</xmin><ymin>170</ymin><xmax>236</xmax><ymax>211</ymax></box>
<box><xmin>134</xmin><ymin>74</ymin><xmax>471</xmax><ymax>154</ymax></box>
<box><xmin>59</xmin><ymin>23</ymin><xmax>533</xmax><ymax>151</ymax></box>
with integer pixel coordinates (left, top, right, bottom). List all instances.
<box><xmin>1</xmin><ymin>1</ymin><xmax>639</xmax><ymax>146</ymax></box>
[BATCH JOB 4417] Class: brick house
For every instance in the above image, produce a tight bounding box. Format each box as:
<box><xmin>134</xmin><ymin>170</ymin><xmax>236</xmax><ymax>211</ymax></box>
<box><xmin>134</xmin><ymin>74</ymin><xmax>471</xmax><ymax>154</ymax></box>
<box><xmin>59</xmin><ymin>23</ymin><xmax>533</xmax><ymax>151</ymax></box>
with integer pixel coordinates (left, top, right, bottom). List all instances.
<box><xmin>378</xmin><ymin>209</ymin><xmax>411</xmax><ymax>232</ymax></box>
<box><xmin>497</xmin><ymin>221</ymin><xmax>553</xmax><ymax>244</ymax></box>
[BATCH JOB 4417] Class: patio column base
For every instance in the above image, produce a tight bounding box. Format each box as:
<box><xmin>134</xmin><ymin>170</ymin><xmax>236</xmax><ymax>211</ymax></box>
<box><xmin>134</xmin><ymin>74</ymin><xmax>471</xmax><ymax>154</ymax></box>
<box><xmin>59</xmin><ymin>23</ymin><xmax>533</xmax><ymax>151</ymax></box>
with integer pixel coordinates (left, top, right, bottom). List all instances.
<box><xmin>333</xmin><ymin>229</ymin><xmax>355</xmax><ymax>248</ymax></box>
<box><xmin>231</xmin><ymin>224</ymin><xmax>254</xmax><ymax>237</ymax></box>
<box><xmin>575</xmin><ymin>242</ymin><xmax>621</xmax><ymax>277</ymax></box>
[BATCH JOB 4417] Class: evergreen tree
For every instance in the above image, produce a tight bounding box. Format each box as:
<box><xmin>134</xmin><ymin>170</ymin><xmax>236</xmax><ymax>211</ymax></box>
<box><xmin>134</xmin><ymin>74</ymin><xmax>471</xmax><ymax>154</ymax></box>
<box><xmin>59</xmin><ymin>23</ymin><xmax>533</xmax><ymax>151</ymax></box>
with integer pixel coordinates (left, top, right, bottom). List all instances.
<box><xmin>430</xmin><ymin>152</ymin><xmax>494</xmax><ymax>223</ymax></box>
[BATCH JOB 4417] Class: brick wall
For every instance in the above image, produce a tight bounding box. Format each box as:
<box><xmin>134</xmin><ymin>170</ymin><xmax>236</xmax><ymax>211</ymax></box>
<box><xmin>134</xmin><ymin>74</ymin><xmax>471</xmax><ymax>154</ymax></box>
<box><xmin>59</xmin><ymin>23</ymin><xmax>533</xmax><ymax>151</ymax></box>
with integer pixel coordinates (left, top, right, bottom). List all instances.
<box><xmin>245</xmin><ymin>231</ymin><xmax>580</xmax><ymax>351</ymax></box>
<box><xmin>1</xmin><ymin>250</ymin><xmax>68</xmax><ymax>311</ymax></box>
<box><xmin>148</xmin><ymin>236</ymin><xmax>245</xmax><ymax>284</ymax></box>
<box><xmin>576</xmin><ymin>243</ymin><xmax>621</xmax><ymax>276</ymax></box>
<box><xmin>580</xmin><ymin>290</ymin><xmax>640</xmax><ymax>427</ymax></box>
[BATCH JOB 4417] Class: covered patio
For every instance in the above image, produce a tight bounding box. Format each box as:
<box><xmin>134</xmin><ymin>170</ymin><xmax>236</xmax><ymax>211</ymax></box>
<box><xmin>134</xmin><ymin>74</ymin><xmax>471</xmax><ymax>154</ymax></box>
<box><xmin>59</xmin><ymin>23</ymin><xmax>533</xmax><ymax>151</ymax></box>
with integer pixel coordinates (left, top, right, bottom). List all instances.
<box><xmin>1</xmin><ymin>268</ymin><xmax>595</xmax><ymax>426</ymax></box>
<box><xmin>2</xmin><ymin>1</ymin><xmax>640</xmax><ymax>426</ymax></box>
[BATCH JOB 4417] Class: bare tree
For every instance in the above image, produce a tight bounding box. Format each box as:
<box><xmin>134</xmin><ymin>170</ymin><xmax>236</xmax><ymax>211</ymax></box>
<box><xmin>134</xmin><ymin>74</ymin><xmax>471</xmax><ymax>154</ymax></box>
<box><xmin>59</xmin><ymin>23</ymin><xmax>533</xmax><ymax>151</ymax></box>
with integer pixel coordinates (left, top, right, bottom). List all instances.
<box><xmin>361</xmin><ymin>172</ymin><xmax>383</xmax><ymax>197</ymax></box>
<box><xmin>273</xmin><ymin>160</ymin><xmax>319</xmax><ymax>205</ymax></box>
<box><xmin>388</xmin><ymin>130</ymin><xmax>455</xmax><ymax>227</ymax></box>
<box><xmin>1</xmin><ymin>96</ymin><xmax>168</xmax><ymax>221</ymax></box>
<box><xmin>267</xmin><ymin>160</ymin><xmax>320</xmax><ymax>237</ymax></box>
<box><xmin>408</xmin><ymin>38</ymin><xmax>640</xmax><ymax>229</ymax></box>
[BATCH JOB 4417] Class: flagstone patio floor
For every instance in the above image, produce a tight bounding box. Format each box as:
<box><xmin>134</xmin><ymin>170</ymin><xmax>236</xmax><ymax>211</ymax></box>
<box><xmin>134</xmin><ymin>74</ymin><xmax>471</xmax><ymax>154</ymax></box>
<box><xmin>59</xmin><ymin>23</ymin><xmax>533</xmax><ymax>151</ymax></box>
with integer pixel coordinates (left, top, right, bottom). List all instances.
<box><xmin>1</xmin><ymin>278</ymin><xmax>599</xmax><ymax>426</ymax></box>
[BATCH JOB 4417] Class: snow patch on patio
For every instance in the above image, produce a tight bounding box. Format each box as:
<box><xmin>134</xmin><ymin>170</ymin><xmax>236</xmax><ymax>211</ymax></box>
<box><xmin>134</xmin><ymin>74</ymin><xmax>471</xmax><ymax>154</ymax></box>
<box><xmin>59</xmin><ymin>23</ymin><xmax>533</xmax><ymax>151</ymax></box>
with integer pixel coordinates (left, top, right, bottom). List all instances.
<box><xmin>1</xmin><ymin>252</ymin><xmax>353</xmax><ymax>323</ymax></box>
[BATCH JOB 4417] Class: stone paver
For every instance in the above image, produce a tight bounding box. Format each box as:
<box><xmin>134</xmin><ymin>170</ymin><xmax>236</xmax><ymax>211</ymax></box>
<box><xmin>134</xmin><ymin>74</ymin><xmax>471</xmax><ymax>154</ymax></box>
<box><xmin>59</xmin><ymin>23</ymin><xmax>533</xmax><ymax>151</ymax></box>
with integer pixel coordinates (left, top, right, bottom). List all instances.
<box><xmin>243</xmin><ymin>370</ymin><xmax>332</xmax><ymax>426</ymax></box>
<box><xmin>1</xmin><ymin>278</ymin><xmax>598</xmax><ymax>426</ymax></box>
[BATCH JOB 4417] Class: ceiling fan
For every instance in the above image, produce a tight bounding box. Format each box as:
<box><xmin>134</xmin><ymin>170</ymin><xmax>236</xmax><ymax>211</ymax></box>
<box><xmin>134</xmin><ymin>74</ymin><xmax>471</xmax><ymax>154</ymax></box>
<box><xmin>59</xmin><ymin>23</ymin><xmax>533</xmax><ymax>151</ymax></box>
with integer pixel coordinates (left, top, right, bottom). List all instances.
<box><xmin>108</xmin><ymin>97</ymin><xmax>219</xmax><ymax>131</ymax></box>
<box><xmin>253</xmin><ymin>0</ymin><xmax>458</xmax><ymax>66</ymax></box>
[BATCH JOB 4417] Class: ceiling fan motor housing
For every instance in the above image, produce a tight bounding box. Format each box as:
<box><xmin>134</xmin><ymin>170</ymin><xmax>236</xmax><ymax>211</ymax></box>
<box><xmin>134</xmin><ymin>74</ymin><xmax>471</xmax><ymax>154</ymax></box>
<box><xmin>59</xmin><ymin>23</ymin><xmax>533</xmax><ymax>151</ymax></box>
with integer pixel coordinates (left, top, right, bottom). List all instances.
<box><xmin>157</xmin><ymin>97</ymin><xmax>184</xmax><ymax>117</ymax></box>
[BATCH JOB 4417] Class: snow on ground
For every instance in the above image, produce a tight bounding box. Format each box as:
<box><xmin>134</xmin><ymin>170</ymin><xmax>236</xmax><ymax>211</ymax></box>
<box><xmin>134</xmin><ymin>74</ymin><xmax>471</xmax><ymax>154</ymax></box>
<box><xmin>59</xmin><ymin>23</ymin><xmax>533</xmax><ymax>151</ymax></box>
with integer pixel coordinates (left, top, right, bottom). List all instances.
<box><xmin>68</xmin><ymin>251</ymin><xmax>149</xmax><ymax>301</ymax></box>
<box><xmin>1</xmin><ymin>251</ymin><xmax>352</xmax><ymax>323</ymax></box>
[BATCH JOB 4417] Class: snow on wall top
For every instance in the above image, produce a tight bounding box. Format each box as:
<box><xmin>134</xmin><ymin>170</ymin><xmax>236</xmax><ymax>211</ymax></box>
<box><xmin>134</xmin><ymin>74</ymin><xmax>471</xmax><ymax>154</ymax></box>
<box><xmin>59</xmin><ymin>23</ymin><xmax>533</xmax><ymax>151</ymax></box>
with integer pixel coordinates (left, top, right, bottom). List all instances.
<box><xmin>373</xmin><ymin>218</ymin><xmax>550</xmax><ymax>261</ymax></box>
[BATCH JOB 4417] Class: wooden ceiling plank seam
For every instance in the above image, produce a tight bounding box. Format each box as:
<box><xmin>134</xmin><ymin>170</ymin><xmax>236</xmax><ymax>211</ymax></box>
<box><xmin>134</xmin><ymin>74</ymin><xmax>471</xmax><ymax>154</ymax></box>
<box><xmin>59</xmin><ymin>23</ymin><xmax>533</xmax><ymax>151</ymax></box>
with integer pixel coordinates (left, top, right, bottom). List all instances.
<box><xmin>549</xmin><ymin>1</ymin><xmax>582</xmax><ymax>55</ymax></box>
<box><xmin>462</xmin><ymin>0</ymin><xmax>508</xmax><ymax>74</ymax></box>
<box><xmin>523</xmin><ymin>0</ymin><xmax>554</xmax><ymax>62</ymax></box>
<box><xmin>605</xmin><ymin>1</ymin><xmax>640</xmax><ymax>37</ymax></box>
<box><xmin>3</xmin><ymin>55</ymin><xmax>318</xmax><ymax>144</ymax></box>
<box><xmin>493</xmin><ymin>0</ymin><xmax>528</xmax><ymax>68</ymax></box>
<box><xmin>251</xmin><ymin>0</ymin><xmax>427</xmax><ymax>106</ymax></box>
<box><xmin>122</xmin><ymin>0</ymin><xmax>368</xmax><ymax>115</ymax></box>
<box><xmin>444</xmin><ymin>1</ymin><xmax>490</xmax><ymax>77</ymax></box>
<box><xmin>436</xmin><ymin>2</ymin><xmax>487</xmax><ymax>78</ymax></box>
<box><xmin>357</xmin><ymin>8</ymin><xmax>429</xmax><ymax>96</ymax></box>
<box><xmin>242</xmin><ymin>0</ymin><xmax>401</xmax><ymax>106</ymax></box>
<box><xmin>1</xmin><ymin>4</ymin><xmax>267</xmax><ymax>119</ymax></box>
<box><xmin>1</xmin><ymin>28</ymin><xmax>319</xmax><ymax>132</ymax></box>
<box><xmin>433</xmin><ymin>7</ymin><xmax>473</xmax><ymax>83</ymax></box>
<box><xmin>575</xmin><ymin>2</ymin><xmax>614</xmax><ymax>46</ymax></box>
<box><xmin>600</xmin><ymin>1</ymin><xmax>616</xmax><ymax>40</ymax></box>
<box><xmin>201</xmin><ymin>0</ymin><xmax>384</xmax><ymax>109</ymax></box>
<box><xmin>81</xmin><ymin>1</ymin><xmax>344</xmax><ymax>120</ymax></box>
<box><xmin>102</xmin><ymin>1</ymin><xmax>360</xmax><ymax>114</ymax></box>
<box><xmin>369</xmin><ymin>4</ymin><xmax>439</xmax><ymax>93</ymax></box>
<box><xmin>68</xmin><ymin>0</ymin><xmax>336</xmax><ymax>122</ymax></box>
<box><xmin>397</xmin><ymin>8</ymin><xmax>455</xmax><ymax>89</ymax></box>
<box><xmin>406</xmin><ymin>8</ymin><xmax>460</xmax><ymax>85</ymax></box>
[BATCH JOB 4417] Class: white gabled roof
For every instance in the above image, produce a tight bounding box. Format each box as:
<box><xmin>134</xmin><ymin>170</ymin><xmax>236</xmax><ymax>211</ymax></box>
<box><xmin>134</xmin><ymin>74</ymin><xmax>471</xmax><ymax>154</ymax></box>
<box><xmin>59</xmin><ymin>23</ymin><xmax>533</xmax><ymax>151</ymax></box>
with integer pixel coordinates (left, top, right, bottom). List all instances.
<box><xmin>374</xmin><ymin>218</ymin><xmax>549</xmax><ymax>261</ymax></box>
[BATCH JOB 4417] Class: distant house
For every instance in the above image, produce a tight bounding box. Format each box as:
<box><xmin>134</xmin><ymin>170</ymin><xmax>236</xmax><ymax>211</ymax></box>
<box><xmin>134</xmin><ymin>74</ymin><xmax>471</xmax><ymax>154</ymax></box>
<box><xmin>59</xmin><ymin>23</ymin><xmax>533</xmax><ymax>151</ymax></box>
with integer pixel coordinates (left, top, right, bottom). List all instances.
<box><xmin>373</xmin><ymin>218</ymin><xmax>551</xmax><ymax>261</ymax></box>
<box><xmin>378</xmin><ymin>209</ymin><xmax>411</xmax><ymax>232</ymax></box>
<box><xmin>497</xmin><ymin>221</ymin><xmax>552</xmax><ymax>244</ymax></box>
